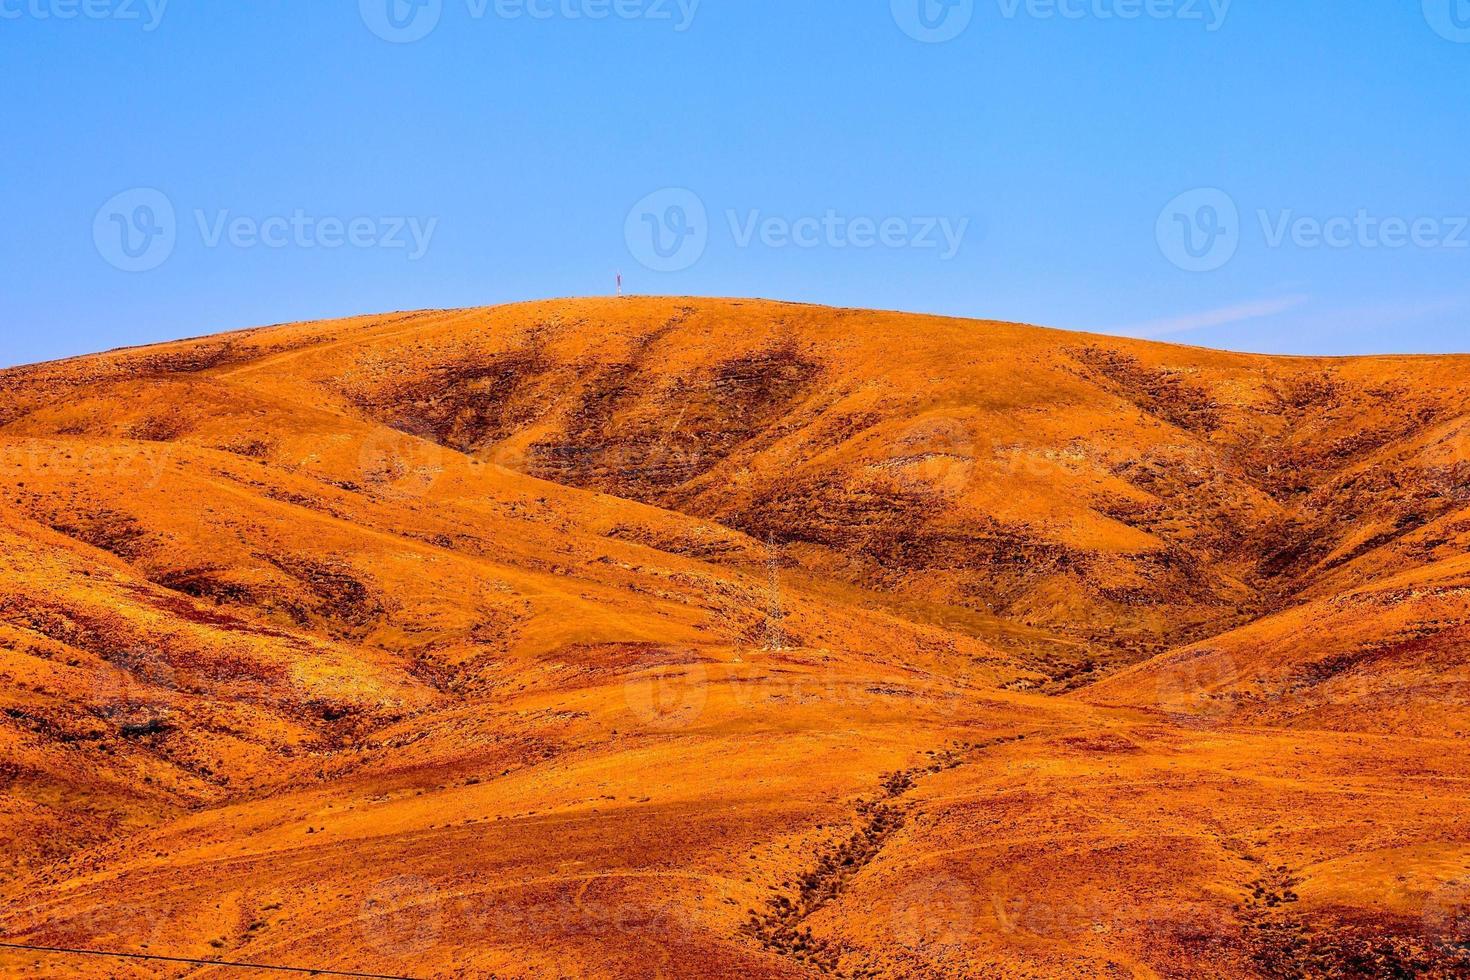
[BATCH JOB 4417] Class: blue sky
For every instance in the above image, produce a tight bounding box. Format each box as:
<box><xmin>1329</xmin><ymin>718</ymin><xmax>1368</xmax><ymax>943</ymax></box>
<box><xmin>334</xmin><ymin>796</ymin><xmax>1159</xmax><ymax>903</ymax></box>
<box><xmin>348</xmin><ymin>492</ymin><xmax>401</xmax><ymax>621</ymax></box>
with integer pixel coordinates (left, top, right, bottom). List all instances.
<box><xmin>1</xmin><ymin>0</ymin><xmax>1467</xmax><ymax>367</ymax></box>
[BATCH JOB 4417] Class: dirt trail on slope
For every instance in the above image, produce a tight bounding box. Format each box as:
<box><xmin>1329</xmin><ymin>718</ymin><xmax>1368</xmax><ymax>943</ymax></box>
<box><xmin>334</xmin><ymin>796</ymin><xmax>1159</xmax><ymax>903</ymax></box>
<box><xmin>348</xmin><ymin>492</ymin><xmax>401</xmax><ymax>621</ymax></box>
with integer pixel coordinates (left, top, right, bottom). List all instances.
<box><xmin>744</xmin><ymin>734</ymin><xmax>1033</xmax><ymax>977</ymax></box>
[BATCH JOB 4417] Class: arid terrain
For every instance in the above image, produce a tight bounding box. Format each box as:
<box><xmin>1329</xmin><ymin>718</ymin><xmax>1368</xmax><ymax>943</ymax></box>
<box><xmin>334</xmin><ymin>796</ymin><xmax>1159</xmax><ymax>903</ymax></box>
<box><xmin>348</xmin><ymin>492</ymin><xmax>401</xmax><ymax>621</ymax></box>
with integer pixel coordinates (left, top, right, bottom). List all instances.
<box><xmin>0</xmin><ymin>297</ymin><xmax>1468</xmax><ymax>978</ymax></box>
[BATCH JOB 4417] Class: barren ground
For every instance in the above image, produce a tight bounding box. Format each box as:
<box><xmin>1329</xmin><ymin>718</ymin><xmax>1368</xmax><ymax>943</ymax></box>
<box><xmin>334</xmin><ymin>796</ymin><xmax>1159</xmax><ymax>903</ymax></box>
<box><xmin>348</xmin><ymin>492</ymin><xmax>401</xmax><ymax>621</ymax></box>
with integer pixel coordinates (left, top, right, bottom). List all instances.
<box><xmin>1</xmin><ymin>298</ymin><xmax>1468</xmax><ymax>978</ymax></box>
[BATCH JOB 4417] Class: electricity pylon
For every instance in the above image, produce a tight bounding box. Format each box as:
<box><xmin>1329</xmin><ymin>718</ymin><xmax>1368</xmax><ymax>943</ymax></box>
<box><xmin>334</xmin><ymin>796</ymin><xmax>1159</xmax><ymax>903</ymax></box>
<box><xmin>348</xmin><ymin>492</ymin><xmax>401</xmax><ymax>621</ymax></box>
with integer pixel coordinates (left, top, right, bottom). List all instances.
<box><xmin>764</xmin><ymin>535</ymin><xmax>786</xmax><ymax>652</ymax></box>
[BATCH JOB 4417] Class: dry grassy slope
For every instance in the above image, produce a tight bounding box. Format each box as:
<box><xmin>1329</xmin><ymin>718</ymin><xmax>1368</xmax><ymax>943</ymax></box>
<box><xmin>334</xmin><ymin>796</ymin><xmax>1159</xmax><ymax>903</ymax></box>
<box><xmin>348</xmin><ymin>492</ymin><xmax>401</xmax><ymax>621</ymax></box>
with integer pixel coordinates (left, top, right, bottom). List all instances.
<box><xmin>293</xmin><ymin>303</ymin><xmax>1464</xmax><ymax>644</ymax></box>
<box><xmin>11</xmin><ymin>298</ymin><xmax>1467</xmax><ymax>673</ymax></box>
<box><xmin>1082</xmin><ymin>547</ymin><xmax>1470</xmax><ymax>737</ymax></box>
<box><xmin>0</xmin><ymin>297</ymin><xmax>1467</xmax><ymax>979</ymax></box>
<box><xmin>0</xmin><ymin>424</ymin><xmax>1019</xmax><ymax>863</ymax></box>
<box><xmin>0</xmin><ymin>503</ymin><xmax>437</xmax><ymax>857</ymax></box>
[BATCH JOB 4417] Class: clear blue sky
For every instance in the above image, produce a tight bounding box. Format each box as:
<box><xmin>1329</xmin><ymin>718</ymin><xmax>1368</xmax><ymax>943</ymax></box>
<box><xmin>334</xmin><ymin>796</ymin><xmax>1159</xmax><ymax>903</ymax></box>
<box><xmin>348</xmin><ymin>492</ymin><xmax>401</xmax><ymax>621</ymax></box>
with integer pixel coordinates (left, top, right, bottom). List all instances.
<box><xmin>2</xmin><ymin>0</ymin><xmax>1467</xmax><ymax>367</ymax></box>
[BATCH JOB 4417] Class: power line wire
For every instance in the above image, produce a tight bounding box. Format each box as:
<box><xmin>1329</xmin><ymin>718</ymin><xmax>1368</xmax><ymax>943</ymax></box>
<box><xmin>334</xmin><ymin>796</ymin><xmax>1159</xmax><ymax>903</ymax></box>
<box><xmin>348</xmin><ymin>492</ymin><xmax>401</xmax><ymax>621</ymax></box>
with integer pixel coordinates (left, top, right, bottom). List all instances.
<box><xmin>0</xmin><ymin>942</ymin><xmax>421</xmax><ymax>979</ymax></box>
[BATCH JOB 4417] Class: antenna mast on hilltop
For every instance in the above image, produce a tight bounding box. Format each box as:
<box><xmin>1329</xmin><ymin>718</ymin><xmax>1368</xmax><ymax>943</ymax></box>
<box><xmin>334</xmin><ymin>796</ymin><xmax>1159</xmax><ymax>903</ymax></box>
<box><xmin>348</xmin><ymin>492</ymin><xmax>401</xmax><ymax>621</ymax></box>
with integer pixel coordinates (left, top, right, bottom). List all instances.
<box><xmin>764</xmin><ymin>535</ymin><xmax>787</xmax><ymax>652</ymax></box>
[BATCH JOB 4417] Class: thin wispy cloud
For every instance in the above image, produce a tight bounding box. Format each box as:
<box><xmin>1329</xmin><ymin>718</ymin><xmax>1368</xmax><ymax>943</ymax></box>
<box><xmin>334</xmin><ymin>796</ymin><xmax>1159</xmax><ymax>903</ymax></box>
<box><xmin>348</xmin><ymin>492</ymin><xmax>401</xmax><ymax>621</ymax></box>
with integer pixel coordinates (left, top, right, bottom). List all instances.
<box><xmin>1276</xmin><ymin>296</ymin><xmax>1469</xmax><ymax>335</ymax></box>
<box><xmin>1111</xmin><ymin>295</ymin><xmax>1311</xmax><ymax>340</ymax></box>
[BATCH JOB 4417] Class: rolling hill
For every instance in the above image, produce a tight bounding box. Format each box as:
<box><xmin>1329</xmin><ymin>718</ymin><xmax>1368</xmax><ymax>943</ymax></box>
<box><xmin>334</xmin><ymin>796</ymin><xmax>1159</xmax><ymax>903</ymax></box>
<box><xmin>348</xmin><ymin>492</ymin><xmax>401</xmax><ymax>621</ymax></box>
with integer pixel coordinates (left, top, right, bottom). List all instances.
<box><xmin>0</xmin><ymin>297</ymin><xmax>1467</xmax><ymax>978</ymax></box>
